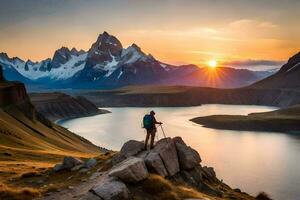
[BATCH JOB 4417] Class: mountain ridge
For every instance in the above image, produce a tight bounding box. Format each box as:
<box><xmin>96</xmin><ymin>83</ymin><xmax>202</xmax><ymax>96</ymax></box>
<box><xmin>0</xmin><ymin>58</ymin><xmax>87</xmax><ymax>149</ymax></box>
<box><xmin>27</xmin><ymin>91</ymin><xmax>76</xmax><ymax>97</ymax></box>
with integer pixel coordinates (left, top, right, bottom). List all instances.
<box><xmin>0</xmin><ymin>32</ymin><xmax>274</xmax><ymax>89</ymax></box>
<box><xmin>250</xmin><ymin>51</ymin><xmax>300</xmax><ymax>89</ymax></box>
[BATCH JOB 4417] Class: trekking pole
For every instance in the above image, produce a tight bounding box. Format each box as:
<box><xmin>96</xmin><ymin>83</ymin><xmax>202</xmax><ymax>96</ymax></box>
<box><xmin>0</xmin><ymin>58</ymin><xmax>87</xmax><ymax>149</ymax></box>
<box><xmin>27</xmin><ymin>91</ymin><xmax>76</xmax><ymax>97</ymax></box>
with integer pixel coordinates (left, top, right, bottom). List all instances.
<box><xmin>159</xmin><ymin>124</ymin><xmax>167</xmax><ymax>138</ymax></box>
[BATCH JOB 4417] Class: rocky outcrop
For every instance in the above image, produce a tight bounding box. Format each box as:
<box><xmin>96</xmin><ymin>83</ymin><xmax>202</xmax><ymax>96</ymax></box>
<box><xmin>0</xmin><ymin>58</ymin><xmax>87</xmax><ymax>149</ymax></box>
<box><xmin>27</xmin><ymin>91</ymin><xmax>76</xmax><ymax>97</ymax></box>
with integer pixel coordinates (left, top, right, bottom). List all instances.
<box><xmin>30</xmin><ymin>92</ymin><xmax>110</xmax><ymax>121</ymax></box>
<box><xmin>82</xmin><ymin>137</ymin><xmax>230</xmax><ymax>200</ymax></box>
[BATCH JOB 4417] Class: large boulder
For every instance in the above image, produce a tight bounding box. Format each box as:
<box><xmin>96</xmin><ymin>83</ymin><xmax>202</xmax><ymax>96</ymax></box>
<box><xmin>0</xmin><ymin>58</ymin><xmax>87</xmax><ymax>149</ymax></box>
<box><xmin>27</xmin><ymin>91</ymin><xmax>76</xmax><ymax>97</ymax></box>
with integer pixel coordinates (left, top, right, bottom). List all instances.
<box><xmin>109</xmin><ymin>157</ymin><xmax>149</xmax><ymax>183</ymax></box>
<box><xmin>173</xmin><ymin>137</ymin><xmax>201</xmax><ymax>170</ymax></box>
<box><xmin>144</xmin><ymin>152</ymin><xmax>168</xmax><ymax>177</ymax></box>
<box><xmin>112</xmin><ymin>140</ymin><xmax>144</xmax><ymax>164</ymax></box>
<box><xmin>90</xmin><ymin>176</ymin><xmax>129</xmax><ymax>200</ymax></box>
<box><xmin>153</xmin><ymin>138</ymin><xmax>180</xmax><ymax>176</ymax></box>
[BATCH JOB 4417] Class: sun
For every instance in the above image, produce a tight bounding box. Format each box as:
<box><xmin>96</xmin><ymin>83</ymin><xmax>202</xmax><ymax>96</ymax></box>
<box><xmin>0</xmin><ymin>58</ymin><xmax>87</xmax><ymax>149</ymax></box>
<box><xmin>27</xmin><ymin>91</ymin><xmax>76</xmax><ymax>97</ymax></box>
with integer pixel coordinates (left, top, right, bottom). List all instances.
<box><xmin>207</xmin><ymin>60</ymin><xmax>218</xmax><ymax>68</ymax></box>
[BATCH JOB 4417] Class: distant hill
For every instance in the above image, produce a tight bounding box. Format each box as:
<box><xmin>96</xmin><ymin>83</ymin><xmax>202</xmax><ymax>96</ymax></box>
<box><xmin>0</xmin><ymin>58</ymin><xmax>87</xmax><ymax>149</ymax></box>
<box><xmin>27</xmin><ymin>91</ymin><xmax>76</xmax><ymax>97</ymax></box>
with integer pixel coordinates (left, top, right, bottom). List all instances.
<box><xmin>29</xmin><ymin>92</ymin><xmax>110</xmax><ymax>122</ymax></box>
<box><xmin>0</xmin><ymin>32</ymin><xmax>273</xmax><ymax>90</ymax></box>
<box><xmin>251</xmin><ymin>51</ymin><xmax>300</xmax><ymax>89</ymax></box>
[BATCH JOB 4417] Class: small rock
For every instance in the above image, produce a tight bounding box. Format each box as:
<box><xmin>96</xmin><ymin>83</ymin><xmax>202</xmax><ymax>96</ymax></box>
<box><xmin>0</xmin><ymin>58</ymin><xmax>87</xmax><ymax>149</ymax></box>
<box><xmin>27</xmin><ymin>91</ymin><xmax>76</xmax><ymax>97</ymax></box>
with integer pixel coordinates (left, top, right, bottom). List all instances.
<box><xmin>84</xmin><ymin>158</ymin><xmax>97</xmax><ymax>169</ymax></box>
<box><xmin>36</xmin><ymin>179</ymin><xmax>44</xmax><ymax>184</ymax></box>
<box><xmin>234</xmin><ymin>188</ymin><xmax>242</xmax><ymax>193</ymax></box>
<box><xmin>3</xmin><ymin>152</ymin><xmax>12</xmax><ymax>156</ymax></box>
<box><xmin>53</xmin><ymin>163</ymin><xmax>64</xmax><ymax>172</ymax></box>
<box><xmin>68</xmin><ymin>186</ymin><xmax>74</xmax><ymax>189</ymax></box>
<box><xmin>89</xmin><ymin>172</ymin><xmax>101</xmax><ymax>180</ymax></box>
<box><xmin>79</xmin><ymin>168</ymin><xmax>89</xmax><ymax>173</ymax></box>
<box><xmin>109</xmin><ymin>157</ymin><xmax>149</xmax><ymax>183</ymax></box>
<box><xmin>90</xmin><ymin>176</ymin><xmax>129</xmax><ymax>200</ymax></box>
<box><xmin>71</xmin><ymin>164</ymin><xmax>84</xmax><ymax>171</ymax></box>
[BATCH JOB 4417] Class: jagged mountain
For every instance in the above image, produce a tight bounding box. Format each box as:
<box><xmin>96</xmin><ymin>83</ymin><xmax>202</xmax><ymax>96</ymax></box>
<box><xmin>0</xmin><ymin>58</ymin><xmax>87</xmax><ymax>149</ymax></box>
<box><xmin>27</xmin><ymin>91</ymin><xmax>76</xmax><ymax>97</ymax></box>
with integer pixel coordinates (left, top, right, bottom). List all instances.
<box><xmin>0</xmin><ymin>32</ymin><xmax>273</xmax><ymax>89</ymax></box>
<box><xmin>251</xmin><ymin>51</ymin><xmax>300</xmax><ymax>89</ymax></box>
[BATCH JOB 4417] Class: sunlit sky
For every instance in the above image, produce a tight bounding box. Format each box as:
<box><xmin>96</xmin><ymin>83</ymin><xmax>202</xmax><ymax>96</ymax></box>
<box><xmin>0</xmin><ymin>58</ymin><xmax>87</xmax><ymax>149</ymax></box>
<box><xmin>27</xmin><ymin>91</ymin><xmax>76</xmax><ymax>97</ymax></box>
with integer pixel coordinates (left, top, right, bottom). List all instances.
<box><xmin>0</xmin><ymin>0</ymin><xmax>299</xmax><ymax>69</ymax></box>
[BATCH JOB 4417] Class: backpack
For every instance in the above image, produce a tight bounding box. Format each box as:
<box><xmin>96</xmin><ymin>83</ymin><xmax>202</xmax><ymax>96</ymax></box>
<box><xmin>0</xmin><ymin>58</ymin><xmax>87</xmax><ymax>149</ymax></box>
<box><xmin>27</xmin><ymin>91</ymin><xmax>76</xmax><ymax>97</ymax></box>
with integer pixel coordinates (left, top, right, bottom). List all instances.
<box><xmin>143</xmin><ymin>114</ymin><xmax>153</xmax><ymax>129</ymax></box>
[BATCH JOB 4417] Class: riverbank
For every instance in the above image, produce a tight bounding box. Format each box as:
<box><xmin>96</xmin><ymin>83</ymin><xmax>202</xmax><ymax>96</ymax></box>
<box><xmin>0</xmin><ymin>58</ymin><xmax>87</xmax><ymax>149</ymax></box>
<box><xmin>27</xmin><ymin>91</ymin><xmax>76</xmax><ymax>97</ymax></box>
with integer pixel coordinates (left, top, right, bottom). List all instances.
<box><xmin>190</xmin><ymin>104</ymin><xmax>300</xmax><ymax>133</ymax></box>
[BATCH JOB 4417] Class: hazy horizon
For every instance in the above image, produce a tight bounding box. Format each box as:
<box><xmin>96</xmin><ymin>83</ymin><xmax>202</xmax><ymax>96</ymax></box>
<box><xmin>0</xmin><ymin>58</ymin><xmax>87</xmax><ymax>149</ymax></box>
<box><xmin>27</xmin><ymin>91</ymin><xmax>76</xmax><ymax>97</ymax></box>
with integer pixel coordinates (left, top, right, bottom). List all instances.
<box><xmin>1</xmin><ymin>0</ymin><xmax>299</xmax><ymax>70</ymax></box>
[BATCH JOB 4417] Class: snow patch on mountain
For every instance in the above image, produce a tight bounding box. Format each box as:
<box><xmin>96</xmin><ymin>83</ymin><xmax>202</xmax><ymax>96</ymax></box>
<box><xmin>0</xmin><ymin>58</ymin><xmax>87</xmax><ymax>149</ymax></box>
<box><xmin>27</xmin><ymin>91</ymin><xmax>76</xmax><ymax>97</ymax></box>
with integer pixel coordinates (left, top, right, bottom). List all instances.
<box><xmin>48</xmin><ymin>53</ymin><xmax>87</xmax><ymax>80</ymax></box>
<box><xmin>121</xmin><ymin>46</ymin><xmax>146</xmax><ymax>64</ymax></box>
<box><xmin>104</xmin><ymin>54</ymin><xmax>119</xmax><ymax>77</ymax></box>
<box><xmin>286</xmin><ymin>62</ymin><xmax>300</xmax><ymax>73</ymax></box>
<box><xmin>1</xmin><ymin>53</ymin><xmax>87</xmax><ymax>80</ymax></box>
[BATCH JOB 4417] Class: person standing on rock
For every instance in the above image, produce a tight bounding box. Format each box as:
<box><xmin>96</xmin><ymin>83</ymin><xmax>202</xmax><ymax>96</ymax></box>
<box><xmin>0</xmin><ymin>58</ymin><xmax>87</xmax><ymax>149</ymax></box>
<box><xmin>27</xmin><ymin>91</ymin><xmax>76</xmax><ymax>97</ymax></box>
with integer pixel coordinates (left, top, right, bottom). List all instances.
<box><xmin>143</xmin><ymin>110</ymin><xmax>162</xmax><ymax>150</ymax></box>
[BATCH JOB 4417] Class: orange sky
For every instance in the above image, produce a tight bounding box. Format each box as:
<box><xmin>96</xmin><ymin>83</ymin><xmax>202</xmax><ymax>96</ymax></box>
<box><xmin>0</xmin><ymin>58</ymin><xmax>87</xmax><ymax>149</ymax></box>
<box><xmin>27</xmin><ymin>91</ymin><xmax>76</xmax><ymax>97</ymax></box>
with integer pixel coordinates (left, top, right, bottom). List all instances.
<box><xmin>0</xmin><ymin>0</ymin><xmax>299</xmax><ymax>68</ymax></box>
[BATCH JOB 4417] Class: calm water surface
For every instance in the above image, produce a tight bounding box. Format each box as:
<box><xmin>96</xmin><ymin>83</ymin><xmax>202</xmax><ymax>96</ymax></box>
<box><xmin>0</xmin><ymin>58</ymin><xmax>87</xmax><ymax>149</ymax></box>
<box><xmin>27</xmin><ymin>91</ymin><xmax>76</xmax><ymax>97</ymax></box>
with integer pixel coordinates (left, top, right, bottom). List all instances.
<box><xmin>59</xmin><ymin>104</ymin><xmax>300</xmax><ymax>200</ymax></box>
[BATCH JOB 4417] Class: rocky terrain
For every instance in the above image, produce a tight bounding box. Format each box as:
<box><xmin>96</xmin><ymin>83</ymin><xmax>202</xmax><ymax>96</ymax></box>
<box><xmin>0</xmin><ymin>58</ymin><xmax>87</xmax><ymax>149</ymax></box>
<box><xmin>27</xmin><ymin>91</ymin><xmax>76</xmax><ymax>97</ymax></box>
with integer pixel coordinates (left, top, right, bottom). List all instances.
<box><xmin>37</xmin><ymin>137</ymin><xmax>260</xmax><ymax>200</ymax></box>
<box><xmin>191</xmin><ymin>104</ymin><xmax>300</xmax><ymax>133</ymax></box>
<box><xmin>0</xmin><ymin>32</ymin><xmax>272</xmax><ymax>90</ymax></box>
<box><xmin>29</xmin><ymin>92</ymin><xmax>110</xmax><ymax>122</ymax></box>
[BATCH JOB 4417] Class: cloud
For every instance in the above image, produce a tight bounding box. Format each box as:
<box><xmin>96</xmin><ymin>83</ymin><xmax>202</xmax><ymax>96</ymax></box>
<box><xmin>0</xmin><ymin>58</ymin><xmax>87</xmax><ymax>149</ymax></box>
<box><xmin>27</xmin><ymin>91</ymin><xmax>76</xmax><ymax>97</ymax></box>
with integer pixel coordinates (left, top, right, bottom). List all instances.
<box><xmin>229</xmin><ymin>19</ymin><xmax>278</xmax><ymax>29</ymax></box>
<box><xmin>224</xmin><ymin>59</ymin><xmax>285</xmax><ymax>70</ymax></box>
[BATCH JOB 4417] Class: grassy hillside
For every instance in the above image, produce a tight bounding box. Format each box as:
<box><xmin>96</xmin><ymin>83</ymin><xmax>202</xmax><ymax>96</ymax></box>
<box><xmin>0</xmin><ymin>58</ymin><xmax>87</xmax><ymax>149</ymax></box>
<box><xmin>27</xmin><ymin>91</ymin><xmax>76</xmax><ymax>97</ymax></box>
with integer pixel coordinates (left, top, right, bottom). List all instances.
<box><xmin>190</xmin><ymin>104</ymin><xmax>300</xmax><ymax>133</ymax></box>
<box><xmin>0</xmin><ymin>79</ymin><xmax>104</xmax><ymax>198</ymax></box>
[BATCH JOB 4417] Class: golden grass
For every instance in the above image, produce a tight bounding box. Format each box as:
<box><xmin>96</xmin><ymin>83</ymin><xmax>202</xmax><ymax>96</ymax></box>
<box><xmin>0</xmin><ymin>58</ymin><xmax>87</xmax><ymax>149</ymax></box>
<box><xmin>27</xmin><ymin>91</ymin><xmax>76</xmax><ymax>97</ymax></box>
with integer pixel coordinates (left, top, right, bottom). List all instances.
<box><xmin>0</xmin><ymin>182</ymin><xmax>40</xmax><ymax>200</ymax></box>
<box><xmin>140</xmin><ymin>174</ymin><xmax>210</xmax><ymax>200</ymax></box>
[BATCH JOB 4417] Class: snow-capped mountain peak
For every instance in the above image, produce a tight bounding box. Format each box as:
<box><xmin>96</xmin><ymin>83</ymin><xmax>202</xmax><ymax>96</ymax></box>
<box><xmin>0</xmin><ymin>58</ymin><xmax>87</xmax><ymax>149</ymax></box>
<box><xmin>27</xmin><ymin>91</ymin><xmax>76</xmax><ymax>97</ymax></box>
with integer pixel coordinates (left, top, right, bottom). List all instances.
<box><xmin>121</xmin><ymin>44</ymin><xmax>149</xmax><ymax>64</ymax></box>
<box><xmin>0</xmin><ymin>31</ymin><xmax>209</xmax><ymax>88</ymax></box>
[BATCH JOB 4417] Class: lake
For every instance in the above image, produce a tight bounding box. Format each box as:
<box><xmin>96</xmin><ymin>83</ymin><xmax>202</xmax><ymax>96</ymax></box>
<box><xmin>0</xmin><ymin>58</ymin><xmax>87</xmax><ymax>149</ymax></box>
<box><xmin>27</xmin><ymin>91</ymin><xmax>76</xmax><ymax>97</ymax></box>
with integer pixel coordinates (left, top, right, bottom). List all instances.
<box><xmin>58</xmin><ymin>104</ymin><xmax>300</xmax><ymax>200</ymax></box>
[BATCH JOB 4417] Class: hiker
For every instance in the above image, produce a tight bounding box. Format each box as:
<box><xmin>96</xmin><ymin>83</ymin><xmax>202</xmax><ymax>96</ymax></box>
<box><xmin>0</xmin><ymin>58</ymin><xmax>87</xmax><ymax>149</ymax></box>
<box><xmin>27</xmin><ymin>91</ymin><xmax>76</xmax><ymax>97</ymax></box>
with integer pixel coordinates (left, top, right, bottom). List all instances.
<box><xmin>143</xmin><ymin>110</ymin><xmax>162</xmax><ymax>150</ymax></box>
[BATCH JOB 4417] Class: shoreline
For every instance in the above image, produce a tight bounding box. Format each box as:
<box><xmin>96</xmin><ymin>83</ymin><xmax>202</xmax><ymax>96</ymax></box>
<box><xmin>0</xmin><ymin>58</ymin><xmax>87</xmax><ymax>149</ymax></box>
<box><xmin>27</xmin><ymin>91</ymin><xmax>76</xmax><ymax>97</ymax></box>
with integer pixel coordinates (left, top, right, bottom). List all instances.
<box><xmin>190</xmin><ymin>104</ymin><xmax>300</xmax><ymax>133</ymax></box>
<box><xmin>54</xmin><ymin>108</ymin><xmax>111</xmax><ymax>124</ymax></box>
